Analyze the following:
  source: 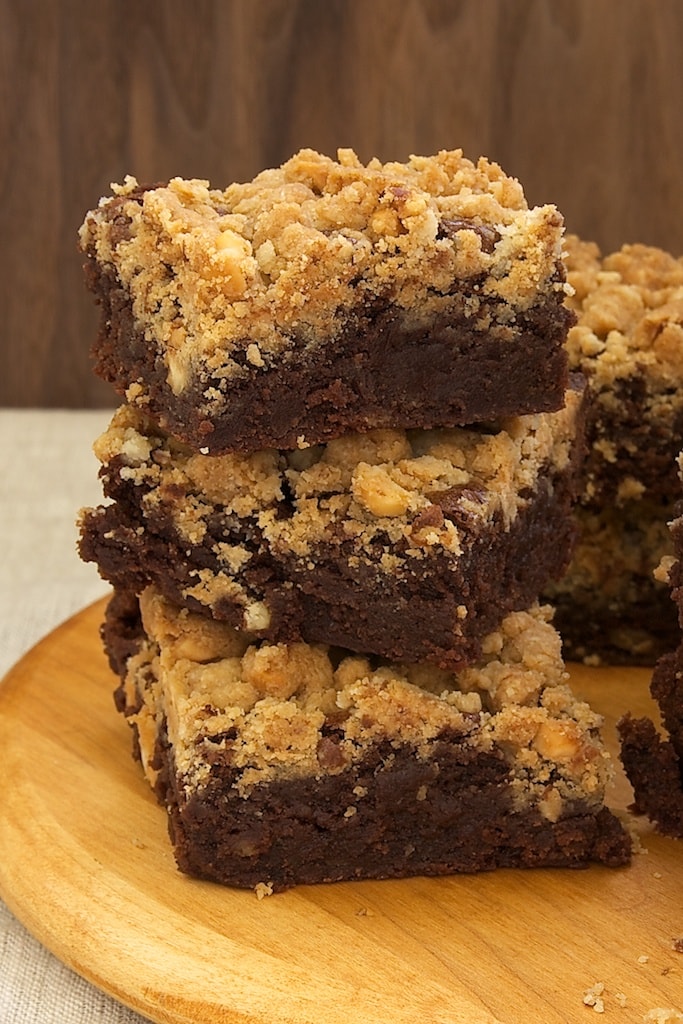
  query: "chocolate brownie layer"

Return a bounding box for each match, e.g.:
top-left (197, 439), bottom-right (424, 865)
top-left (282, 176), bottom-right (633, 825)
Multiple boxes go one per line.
top-left (110, 588), bottom-right (630, 890)
top-left (79, 381), bottom-right (586, 670)
top-left (79, 149), bottom-right (572, 453)
top-left (564, 236), bottom-right (683, 507)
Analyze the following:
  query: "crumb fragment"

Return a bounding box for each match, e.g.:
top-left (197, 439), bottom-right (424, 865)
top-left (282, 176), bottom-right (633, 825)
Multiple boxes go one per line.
top-left (254, 881), bottom-right (274, 900)
top-left (638, 955), bottom-right (651, 964)
top-left (672, 937), bottom-right (683, 953)
top-left (615, 992), bottom-right (628, 1008)
top-left (643, 1010), bottom-right (683, 1024)
top-left (583, 982), bottom-right (606, 1013)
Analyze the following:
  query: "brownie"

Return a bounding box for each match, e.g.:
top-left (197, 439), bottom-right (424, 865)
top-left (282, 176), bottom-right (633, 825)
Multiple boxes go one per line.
top-left (618, 647), bottom-right (683, 838)
top-left (544, 236), bottom-right (683, 664)
top-left (79, 149), bottom-right (572, 454)
top-left (108, 586), bottom-right (630, 891)
top-left (79, 380), bottom-right (586, 670)
top-left (618, 453), bottom-right (683, 836)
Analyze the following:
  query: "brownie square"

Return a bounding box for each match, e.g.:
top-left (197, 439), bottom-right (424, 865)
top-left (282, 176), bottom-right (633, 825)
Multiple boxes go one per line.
top-left (109, 587), bottom-right (630, 891)
top-left (79, 148), bottom-right (572, 454)
top-left (79, 380), bottom-right (586, 670)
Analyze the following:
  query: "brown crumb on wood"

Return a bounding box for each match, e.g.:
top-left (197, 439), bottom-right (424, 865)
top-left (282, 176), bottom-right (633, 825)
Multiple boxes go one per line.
top-left (583, 983), bottom-right (606, 1013)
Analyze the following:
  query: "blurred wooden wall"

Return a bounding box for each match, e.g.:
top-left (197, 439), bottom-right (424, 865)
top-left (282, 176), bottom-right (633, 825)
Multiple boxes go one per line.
top-left (3, 0), bottom-right (683, 408)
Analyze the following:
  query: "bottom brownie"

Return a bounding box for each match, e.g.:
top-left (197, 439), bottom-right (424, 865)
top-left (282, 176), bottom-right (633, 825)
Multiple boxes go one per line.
top-left (618, 645), bottom-right (683, 838)
top-left (107, 587), bottom-right (630, 890)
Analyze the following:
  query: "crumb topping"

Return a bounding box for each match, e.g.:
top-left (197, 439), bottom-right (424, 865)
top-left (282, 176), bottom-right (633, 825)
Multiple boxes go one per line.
top-left (126, 588), bottom-right (612, 814)
top-left (91, 389), bottom-right (581, 618)
top-left (80, 148), bottom-right (567, 395)
top-left (565, 234), bottom-right (683, 408)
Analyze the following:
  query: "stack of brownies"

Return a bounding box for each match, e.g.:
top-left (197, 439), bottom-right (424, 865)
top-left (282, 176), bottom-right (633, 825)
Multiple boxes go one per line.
top-left (77, 148), bottom-right (630, 890)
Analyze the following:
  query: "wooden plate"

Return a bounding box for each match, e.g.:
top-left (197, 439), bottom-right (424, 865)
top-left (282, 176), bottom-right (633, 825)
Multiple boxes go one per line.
top-left (0, 599), bottom-right (681, 1024)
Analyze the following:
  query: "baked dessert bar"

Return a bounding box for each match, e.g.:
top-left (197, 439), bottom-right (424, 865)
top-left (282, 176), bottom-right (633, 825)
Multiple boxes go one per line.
top-left (79, 380), bottom-right (586, 670)
top-left (79, 148), bottom-right (572, 454)
top-left (108, 586), bottom-right (630, 890)
top-left (544, 236), bottom-right (683, 663)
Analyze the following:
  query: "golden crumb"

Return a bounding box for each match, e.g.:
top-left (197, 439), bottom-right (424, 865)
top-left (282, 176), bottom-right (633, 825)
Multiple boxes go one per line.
top-left (583, 982), bottom-right (606, 1013)
top-left (254, 881), bottom-right (274, 900)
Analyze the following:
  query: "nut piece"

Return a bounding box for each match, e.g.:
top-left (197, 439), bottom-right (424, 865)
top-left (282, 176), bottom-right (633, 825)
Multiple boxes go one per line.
top-left (352, 464), bottom-right (411, 516)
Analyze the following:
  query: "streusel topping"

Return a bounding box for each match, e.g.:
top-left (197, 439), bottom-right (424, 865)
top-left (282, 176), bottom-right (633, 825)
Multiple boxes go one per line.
top-left (565, 235), bottom-right (683, 397)
top-left (92, 386), bottom-right (581, 584)
top-left (125, 588), bottom-right (611, 817)
top-left (80, 148), bottom-right (568, 394)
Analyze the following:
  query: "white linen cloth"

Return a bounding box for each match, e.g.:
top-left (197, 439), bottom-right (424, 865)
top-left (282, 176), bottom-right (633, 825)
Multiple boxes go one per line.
top-left (0, 410), bottom-right (151, 1023)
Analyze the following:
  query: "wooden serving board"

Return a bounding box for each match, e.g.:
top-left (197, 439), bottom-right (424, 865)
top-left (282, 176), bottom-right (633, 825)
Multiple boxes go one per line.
top-left (0, 599), bottom-right (682, 1024)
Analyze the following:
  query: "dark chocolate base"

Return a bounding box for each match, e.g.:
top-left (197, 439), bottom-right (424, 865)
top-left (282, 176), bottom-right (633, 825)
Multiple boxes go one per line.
top-left (84, 258), bottom-right (572, 455)
top-left (81, 464), bottom-right (578, 670)
top-left (159, 739), bottom-right (630, 891)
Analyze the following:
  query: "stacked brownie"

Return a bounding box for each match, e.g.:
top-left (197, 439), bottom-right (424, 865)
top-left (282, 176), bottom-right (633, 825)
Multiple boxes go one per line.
top-left (545, 236), bottom-right (683, 665)
top-left (78, 148), bottom-right (630, 889)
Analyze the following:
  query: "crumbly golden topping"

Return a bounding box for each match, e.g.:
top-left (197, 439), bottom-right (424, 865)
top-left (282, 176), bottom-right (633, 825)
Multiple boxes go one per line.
top-left (565, 234), bottom-right (683, 398)
top-left (80, 148), bottom-right (567, 395)
top-left (91, 388), bottom-right (581, 620)
top-left (124, 588), bottom-right (611, 818)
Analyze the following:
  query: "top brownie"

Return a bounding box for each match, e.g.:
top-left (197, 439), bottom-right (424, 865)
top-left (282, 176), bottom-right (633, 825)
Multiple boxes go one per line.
top-left (79, 148), bottom-right (572, 453)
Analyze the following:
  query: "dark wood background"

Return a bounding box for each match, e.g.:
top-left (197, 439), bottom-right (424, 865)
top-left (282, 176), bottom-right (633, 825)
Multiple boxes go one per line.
top-left (3, 0), bottom-right (683, 408)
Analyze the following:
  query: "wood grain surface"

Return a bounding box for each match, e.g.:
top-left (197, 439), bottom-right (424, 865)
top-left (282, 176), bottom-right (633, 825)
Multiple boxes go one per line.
top-left (2, 0), bottom-right (683, 408)
top-left (0, 598), bottom-right (682, 1024)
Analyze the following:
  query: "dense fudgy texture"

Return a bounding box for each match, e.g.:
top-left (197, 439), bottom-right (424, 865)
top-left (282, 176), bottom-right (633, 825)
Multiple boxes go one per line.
top-left (544, 236), bottom-right (683, 664)
top-left (108, 588), bottom-right (630, 890)
top-left (79, 382), bottom-right (586, 670)
top-left (79, 149), bottom-right (572, 453)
